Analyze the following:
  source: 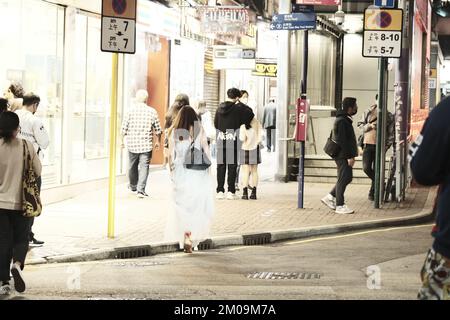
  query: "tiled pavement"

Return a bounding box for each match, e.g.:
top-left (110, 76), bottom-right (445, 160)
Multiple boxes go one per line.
top-left (27, 167), bottom-right (435, 262)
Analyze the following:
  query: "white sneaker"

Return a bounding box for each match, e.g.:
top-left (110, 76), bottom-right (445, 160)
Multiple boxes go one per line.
top-left (226, 192), bottom-right (238, 200)
top-left (335, 205), bottom-right (355, 215)
top-left (0, 283), bottom-right (11, 295)
top-left (216, 192), bottom-right (225, 200)
top-left (321, 194), bottom-right (336, 210)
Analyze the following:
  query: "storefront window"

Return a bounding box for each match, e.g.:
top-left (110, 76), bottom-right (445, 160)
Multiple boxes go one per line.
top-left (85, 16), bottom-right (112, 159)
top-left (68, 12), bottom-right (112, 183)
top-left (307, 32), bottom-right (336, 108)
top-left (0, 0), bottom-right (64, 186)
top-left (170, 39), bottom-right (205, 105)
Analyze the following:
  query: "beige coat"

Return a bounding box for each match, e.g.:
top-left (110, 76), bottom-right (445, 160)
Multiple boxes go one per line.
top-left (0, 138), bottom-right (42, 211)
top-left (239, 117), bottom-right (263, 151)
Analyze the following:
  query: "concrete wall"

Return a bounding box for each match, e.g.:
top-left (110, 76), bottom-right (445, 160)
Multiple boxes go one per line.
top-left (343, 34), bottom-right (395, 114)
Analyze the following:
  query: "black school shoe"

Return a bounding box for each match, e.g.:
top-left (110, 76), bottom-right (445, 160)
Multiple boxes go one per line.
top-left (11, 263), bottom-right (25, 293)
top-left (250, 187), bottom-right (257, 200)
top-left (242, 188), bottom-right (249, 200)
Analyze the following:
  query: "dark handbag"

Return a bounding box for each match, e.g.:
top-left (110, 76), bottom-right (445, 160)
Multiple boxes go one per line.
top-left (323, 131), bottom-right (341, 159)
top-left (184, 140), bottom-right (211, 170)
top-left (22, 141), bottom-right (42, 218)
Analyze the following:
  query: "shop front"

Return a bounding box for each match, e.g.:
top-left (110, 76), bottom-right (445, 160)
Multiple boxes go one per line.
top-left (0, 0), bottom-right (183, 197)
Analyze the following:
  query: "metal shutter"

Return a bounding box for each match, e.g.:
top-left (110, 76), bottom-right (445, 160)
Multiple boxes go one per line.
top-left (204, 48), bottom-right (220, 121)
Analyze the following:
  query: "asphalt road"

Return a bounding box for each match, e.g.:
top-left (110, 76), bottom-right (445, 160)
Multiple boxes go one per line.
top-left (2, 224), bottom-right (434, 300)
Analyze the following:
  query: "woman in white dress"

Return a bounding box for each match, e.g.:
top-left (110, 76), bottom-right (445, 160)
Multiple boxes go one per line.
top-left (165, 106), bottom-right (215, 253)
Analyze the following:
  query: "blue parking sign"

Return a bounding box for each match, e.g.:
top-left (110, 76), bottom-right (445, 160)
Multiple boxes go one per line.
top-left (374, 0), bottom-right (396, 8)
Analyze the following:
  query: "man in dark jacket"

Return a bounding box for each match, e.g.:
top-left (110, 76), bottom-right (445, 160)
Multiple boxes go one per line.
top-left (410, 96), bottom-right (450, 300)
top-left (214, 88), bottom-right (254, 200)
top-left (321, 97), bottom-right (358, 214)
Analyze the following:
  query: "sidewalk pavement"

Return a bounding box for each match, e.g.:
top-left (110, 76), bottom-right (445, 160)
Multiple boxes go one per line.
top-left (27, 163), bottom-right (436, 265)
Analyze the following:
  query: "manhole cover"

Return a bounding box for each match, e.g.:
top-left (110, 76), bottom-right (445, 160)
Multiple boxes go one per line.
top-left (247, 272), bottom-right (321, 280)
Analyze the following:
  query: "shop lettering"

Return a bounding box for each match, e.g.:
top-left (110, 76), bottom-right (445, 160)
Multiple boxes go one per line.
top-left (203, 9), bottom-right (248, 24)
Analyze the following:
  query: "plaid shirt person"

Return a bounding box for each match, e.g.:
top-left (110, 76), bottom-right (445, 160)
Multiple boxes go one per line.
top-left (121, 102), bottom-right (162, 154)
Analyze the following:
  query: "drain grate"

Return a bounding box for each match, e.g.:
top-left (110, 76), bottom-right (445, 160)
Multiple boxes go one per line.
top-left (197, 239), bottom-right (213, 251)
top-left (109, 261), bottom-right (167, 268)
top-left (114, 246), bottom-right (151, 259)
top-left (247, 272), bottom-right (321, 280)
top-left (243, 233), bottom-right (271, 246)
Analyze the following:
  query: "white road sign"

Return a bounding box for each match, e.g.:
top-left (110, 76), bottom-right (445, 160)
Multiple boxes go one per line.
top-left (363, 30), bottom-right (402, 58)
top-left (101, 17), bottom-right (136, 54)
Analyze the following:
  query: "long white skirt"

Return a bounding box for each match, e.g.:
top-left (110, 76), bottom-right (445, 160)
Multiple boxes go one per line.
top-left (164, 165), bottom-right (215, 249)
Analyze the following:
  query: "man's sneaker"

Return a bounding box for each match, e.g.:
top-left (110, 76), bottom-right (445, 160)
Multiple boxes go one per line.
top-left (368, 194), bottom-right (375, 201)
top-left (0, 283), bottom-right (11, 295)
top-left (128, 186), bottom-right (137, 194)
top-left (321, 194), bottom-right (336, 210)
top-left (11, 263), bottom-right (26, 293)
top-left (335, 205), bottom-right (355, 215)
top-left (216, 192), bottom-right (225, 200)
top-left (137, 191), bottom-right (149, 199)
top-left (30, 237), bottom-right (44, 246)
top-left (226, 192), bottom-right (238, 200)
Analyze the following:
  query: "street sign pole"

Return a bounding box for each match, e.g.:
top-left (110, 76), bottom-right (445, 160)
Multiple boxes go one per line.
top-left (102, 0), bottom-right (137, 238)
top-left (108, 53), bottom-right (119, 238)
top-left (298, 30), bottom-right (308, 209)
top-left (374, 57), bottom-right (388, 208)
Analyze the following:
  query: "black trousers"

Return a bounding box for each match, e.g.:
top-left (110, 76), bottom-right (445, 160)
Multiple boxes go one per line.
top-left (266, 126), bottom-right (276, 151)
top-left (362, 144), bottom-right (376, 197)
top-left (0, 209), bottom-right (30, 282)
top-left (28, 176), bottom-right (42, 241)
top-left (217, 164), bottom-right (238, 194)
top-left (330, 159), bottom-right (353, 206)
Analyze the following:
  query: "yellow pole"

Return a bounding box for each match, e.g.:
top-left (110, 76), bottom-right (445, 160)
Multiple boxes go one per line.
top-left (108, 53), bottom-right (119, 238)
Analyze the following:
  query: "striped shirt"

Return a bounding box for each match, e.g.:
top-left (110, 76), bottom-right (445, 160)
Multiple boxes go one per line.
top-left (121, 103), bottom-right (162, 154)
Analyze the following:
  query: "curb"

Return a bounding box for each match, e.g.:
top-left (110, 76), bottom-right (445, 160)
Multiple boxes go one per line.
top-left (27, 189), bottom-right (436, 266)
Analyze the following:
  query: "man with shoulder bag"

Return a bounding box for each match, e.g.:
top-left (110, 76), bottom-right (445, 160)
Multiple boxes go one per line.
top-left (322, 97), bottom-right (359, 215)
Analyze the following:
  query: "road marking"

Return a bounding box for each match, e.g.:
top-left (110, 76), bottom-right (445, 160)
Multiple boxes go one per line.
top-left (228, 224), bottom-right (434, 251)
top-left (284, 224), bottom-right (434, 246)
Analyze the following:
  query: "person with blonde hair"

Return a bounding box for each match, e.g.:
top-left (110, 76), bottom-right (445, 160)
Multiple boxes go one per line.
top-left (121, 89), bottom-right (162, 198)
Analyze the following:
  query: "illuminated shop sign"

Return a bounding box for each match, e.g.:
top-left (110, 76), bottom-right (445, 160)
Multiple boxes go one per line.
top-left (200, 7), bottom-right (250, 35)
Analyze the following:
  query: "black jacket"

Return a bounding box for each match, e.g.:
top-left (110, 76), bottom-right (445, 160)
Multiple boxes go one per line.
top-left (333, 110), bottom-right (358, 160)
top-left (410, 96), bottom-right (450, 258)
top-left (214, 101), bottom-right (254, 136)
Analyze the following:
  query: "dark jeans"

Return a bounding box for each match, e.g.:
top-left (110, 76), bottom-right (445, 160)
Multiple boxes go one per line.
top-left (266, 126), bottom-right (276, 151)
top-left (362, 144), bottom-right (376, 197)
top-left (217, 164), bottom-right (238, 194)
top-left (0, 209), bottom-right (30, 282)
top-left (128, 151), bottom-right (152, 193)
top-left (330, 159), bottom-right (353, 206)
top-left (28, 176), bottom-right (42, 242)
